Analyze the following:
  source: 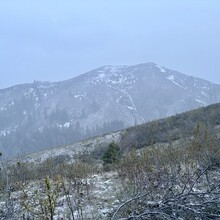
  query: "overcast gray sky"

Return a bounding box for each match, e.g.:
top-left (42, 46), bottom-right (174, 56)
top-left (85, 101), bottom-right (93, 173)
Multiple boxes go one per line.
top-left (0, 0), bottom-right (220, 89)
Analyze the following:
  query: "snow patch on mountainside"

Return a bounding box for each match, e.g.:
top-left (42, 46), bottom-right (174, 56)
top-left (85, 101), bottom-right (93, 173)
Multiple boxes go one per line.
top-left (24, 88), bottom-right (41, 103)
top-left (200, 91), bottom-right (209, 98)
top-left (167, 75), bottom-right (186, 89)
top-left (24, 88), bottom-right (34, 96)
top-left (104, 65), bottom-right (127, 73)
top-left (0, 130), bottom-right (8, 136)
top-left (103, 79), bottom-right (145, 123)
top-left (1, 101), bottom-right (15, 111)
top-left (0, 106), bottom-right (7, 111)
top-left (8, 101), bottom-right (15, 107)
top-left (195, 99), bottom-right (207, 105)
top-left (0, 126), bottom-right (18, 136)
top-left (74, 91), bottom-right (87, 99)
top-left (91, 67), bottom-right (136, 88)
top-left (202, 85), bottom-right (210, 90)
top-left (156, 64), bottom-right (166, 73)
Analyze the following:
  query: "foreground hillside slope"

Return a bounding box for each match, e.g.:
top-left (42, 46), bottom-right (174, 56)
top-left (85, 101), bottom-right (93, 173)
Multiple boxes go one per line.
top-left (15, 102), bottom-right (220, 165)
top-left (120, 102), bottom-right (220, 149)
top-left (1, 62), bottom-right (220, 156)
top-left (1, 102), bottom-right (220, 219)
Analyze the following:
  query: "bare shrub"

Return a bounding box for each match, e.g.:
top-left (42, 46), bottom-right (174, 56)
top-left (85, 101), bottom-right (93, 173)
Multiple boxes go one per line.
top-left (113, 125), bottom-right (220, 219)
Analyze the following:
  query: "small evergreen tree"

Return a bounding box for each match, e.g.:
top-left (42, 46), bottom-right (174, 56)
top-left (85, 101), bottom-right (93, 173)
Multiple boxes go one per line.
top-left (102, 142), bottom-right (120, 169)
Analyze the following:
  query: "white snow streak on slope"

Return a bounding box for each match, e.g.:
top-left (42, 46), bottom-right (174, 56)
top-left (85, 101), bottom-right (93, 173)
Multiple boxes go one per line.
top-left (167, 75), bottom-right (186, 89)
top-left (24, 88), bottom-right (34, 97)
top-left (125, 105), bottom-right (134, 110)
top-left (104, 82), bottom-right (145, 123)
top-left (195, 99), bottom-right (207, 105)
top-left (93, 68), bottom-right (145, 123)
top-left (156, 64), bottom-right (166, 73)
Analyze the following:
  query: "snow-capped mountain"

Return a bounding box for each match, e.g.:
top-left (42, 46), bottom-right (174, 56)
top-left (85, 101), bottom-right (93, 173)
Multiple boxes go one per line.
top-left (1, 62), bottom-right (220, 156)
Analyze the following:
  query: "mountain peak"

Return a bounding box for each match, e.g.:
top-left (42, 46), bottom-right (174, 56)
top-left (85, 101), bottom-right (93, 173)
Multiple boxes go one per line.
top-left (1, 63), bottom-right (220, 157)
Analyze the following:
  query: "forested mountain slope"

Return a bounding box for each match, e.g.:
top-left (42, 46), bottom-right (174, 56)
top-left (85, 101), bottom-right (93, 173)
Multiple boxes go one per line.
top-left (1, 62), bottom-right (220, 156)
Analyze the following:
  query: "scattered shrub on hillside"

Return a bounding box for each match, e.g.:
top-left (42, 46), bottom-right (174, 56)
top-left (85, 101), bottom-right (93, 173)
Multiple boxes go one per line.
top-left (113, 125), bottom-right (220, 219)
top-left (102, 142), bottom-right (121, 170)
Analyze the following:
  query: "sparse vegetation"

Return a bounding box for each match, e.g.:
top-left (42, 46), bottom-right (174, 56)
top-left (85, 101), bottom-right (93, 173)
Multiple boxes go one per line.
top-left (0, 152), bottom-right (99, 219)
top-left (1, 104), bottom-right (220, 219)
top-left (113, 124), bottom-right (220, 219)
top-left (120, 103), bottom-right (220, 151)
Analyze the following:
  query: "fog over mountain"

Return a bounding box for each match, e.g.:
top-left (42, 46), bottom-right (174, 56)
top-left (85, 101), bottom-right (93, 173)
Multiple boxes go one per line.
top-left (1, 1), bottom-right (220, 88)
top-left (1, 63), bottom-right (220, 157)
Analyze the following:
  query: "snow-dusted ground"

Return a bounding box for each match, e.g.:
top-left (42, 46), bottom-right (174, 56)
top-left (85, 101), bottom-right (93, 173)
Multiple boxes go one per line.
top-left (0, 171), bottom-right (121, 219)
top-left (11, 131), bottom-right (123, 165)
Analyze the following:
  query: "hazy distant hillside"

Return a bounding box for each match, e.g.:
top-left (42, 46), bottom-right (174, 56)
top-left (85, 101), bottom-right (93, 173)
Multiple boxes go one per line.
top-left (120, 102), bottom-right (220, 151)
top-left (9, 99), bottom-right (220, 168)
top-left (1, 62), bottom-right (220, 156)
